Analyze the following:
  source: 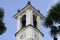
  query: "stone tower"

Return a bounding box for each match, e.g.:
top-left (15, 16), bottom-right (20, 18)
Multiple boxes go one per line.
top-left (13, 1), bottom-right (44, 40)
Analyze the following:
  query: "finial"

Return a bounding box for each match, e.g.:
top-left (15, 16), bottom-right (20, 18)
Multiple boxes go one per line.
top-left (37, 9), bottom-right (40, 13)
top-left (27, 1), bottom-right (31, 5)
top-left (17, 9), bottom-right (20, 13)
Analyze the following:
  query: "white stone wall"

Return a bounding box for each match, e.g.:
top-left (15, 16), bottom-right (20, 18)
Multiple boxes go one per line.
top-left (26, 9), bottom-right (33, 26)
top-left (16, 12), bottom-right (26, 32)
top-left (16, 26), bottom-right (42, 40)
top-left (17, 17), bottom-right (21, 32)
top-left (16, 7), bottom-right (42, 32)
top-left (16, 7), bottom-right (43, 40)
top-left (37, 16), bottom-right (41, 31)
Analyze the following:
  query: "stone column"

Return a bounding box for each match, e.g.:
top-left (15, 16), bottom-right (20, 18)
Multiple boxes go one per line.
top-left (37, 16), bottom-right (41, 31)
top-left (17, 17), bottom-right (22, 32)
top-left (26, 9), bottom-right (33, 26)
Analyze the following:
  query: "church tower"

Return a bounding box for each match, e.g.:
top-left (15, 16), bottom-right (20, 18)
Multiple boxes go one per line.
top-left (13, 1), bottom-right (44, 40)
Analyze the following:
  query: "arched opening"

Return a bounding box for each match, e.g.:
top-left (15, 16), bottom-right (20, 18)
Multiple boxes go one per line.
top-left (21, 15), bottom-right (26, 28)
top-left (33, 15), bottom-right (37, 28)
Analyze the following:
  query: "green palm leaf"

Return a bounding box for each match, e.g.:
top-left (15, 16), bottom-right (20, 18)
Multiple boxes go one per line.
top-left (0, 7), bottom-right (6, 35)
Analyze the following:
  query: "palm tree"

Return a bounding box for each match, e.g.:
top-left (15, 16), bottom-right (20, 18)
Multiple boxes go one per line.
top-left (44, 2), bottom-right (60, 40)
top-left (0, 7), bottom-right (6, 35)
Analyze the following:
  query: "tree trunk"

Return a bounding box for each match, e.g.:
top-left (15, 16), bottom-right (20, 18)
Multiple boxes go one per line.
top-left (54, 37), bottom-right (57, 40)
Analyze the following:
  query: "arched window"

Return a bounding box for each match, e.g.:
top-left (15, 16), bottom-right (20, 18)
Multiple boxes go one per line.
top-left (33, 15), bottom-right (37, 28)
top-left (21, 15), bottom-right (26, 28)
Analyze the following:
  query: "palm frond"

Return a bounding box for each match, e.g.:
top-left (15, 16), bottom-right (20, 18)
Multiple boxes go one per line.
top-left (43, 2), bottom-right (60, 39)
top-left (0, 21), bottom-right (6, 35)
top-left (0, 7), bottom-right (6, 35)
top-left (50, 26), bottom-right (58, 37)
top-left (58, 26), bottom-right (60, 35)
top-left (0, 8), bottom-right (4, 20)
top-left (47, 2), bottom-right (60, 23)
top-left (44, 18), bottom-right (53, 28)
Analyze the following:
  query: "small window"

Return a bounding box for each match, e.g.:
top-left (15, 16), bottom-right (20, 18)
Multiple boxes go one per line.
top-left (21, 15), bottom-right (26, 28)
top-left (33, 15), bottom-right (37, 28)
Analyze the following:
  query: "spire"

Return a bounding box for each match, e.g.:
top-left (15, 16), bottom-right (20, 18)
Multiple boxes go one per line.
top-left (27, 1), bottom-right (31, 5)
top-left (17, 9), bottom-right (20, 13)
top-left (37, 9), bottom-right (40, 13)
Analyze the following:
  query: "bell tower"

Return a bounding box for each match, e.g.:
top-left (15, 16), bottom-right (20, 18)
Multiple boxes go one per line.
top-left (13, 1), bottom-right (44, 40)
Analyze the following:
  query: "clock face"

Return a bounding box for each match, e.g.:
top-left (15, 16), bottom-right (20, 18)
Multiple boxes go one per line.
top-left (20, 32), bottom-right (26, 39)
top-left (35, 34), bottom-right (39, 40)
top-left (34, 32), bottom-right (39, 40)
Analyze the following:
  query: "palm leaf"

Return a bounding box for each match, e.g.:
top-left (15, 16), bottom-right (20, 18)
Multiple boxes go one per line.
top-left (0, 21), bottom-right (6, 35)
top-left (58, 26), bottom-right (60, 35)
top-left (50, 26), bottom-right (58, 37)
top-left (44, 18), bottom-right (53, 28)
top-left (48, 2), bottom-right (60, 23)
top-left (0, 7), bottom-right (6, 35)
top-left (0, 8), bottom-right (4, 20)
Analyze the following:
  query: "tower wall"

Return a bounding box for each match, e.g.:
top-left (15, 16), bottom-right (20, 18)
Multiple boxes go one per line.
top-left (16, 26), bottom-right (42, 40)
top-left (14, 2), bottom-right (44, 40)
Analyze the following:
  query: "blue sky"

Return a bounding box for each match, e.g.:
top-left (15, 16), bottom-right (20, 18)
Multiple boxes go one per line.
top-left (0, 0), bottom-right (60, 40)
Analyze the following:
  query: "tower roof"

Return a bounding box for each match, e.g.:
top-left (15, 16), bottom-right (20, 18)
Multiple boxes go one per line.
top-left (13, 1), bottom-right (44, 19)
top-left (27, 1), bottom-right (31, 5)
